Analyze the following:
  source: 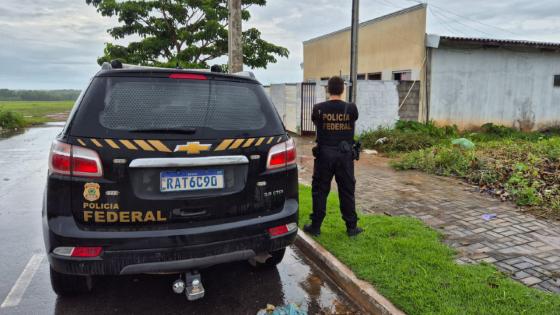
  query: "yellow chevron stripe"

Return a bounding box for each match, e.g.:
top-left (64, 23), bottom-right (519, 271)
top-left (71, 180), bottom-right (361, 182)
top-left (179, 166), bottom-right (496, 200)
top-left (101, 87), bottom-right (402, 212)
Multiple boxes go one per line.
top-left (134, 140), bottom-right (155, 151)
top-left (148, 140), bottom-right (171, 153)
top-left (91, 139), bottom-right (103, 148)
top-left (229, 139), bottom-right (245, 150)
top-left (267, 137), bottom-right (274, 144)
top-left (215, 139), bottom-right (234, 151)
top-left (255, 137), bottom-right (265, 147)
top-left (119, 140), bottom-right (138, 150)
top-left (77, 139), bottom-right (86, 147)
top-left (105, 139), bottom-right (120, 149)
top-left (242, 138), bottom-right (255, 148)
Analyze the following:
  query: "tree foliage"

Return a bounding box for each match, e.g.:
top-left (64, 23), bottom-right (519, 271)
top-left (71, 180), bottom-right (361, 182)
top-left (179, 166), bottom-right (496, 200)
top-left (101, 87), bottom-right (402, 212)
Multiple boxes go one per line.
top-left (86, 0), bottom-right (289, 69)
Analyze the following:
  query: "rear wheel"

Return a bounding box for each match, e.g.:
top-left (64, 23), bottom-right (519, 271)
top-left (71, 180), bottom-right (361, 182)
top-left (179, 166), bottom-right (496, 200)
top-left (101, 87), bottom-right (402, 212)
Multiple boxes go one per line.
top-left (252, 248), bottom-right (286, 268)
top-left (50, 268), bottom-right (93, 296)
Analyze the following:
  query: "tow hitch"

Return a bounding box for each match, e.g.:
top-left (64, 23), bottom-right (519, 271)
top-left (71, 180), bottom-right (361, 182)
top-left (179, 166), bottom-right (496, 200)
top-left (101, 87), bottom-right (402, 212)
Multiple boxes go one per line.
top-left (172, 271), bottom-right (205, 301)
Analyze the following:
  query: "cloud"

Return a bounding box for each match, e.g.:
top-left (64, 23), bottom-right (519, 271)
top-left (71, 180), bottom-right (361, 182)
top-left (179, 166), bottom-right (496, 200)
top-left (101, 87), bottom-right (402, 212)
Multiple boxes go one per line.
top-left (1, 0), bottom-right (560, 89)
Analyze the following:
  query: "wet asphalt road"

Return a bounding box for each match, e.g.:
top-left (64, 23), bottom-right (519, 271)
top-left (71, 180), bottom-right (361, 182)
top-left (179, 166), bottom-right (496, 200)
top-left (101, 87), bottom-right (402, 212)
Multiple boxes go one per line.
top-left (0, 123), bottom-right (358, 315)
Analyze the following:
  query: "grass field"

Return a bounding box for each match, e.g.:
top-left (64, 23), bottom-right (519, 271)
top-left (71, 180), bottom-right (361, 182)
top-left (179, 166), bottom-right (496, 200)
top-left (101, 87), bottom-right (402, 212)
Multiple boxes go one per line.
top-left (298, 185), bottom-right (560, 315)
top-left (0, 100), bottom-right (74, 126)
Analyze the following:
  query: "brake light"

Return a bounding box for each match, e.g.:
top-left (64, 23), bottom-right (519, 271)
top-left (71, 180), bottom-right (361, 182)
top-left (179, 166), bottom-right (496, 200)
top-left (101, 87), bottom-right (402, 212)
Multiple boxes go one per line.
top-left (268, 223), bottom-right (298, 237)
top-left (266, 139), bottom-right (297, 170)
top-left (49, 140), bottom-right (103, 177)
top-left (71, 247), bottom-right (103, 258)
top-left (53, 246), bottom-right (102, 257)
top-left (169, 73), bottom-right (207, 80)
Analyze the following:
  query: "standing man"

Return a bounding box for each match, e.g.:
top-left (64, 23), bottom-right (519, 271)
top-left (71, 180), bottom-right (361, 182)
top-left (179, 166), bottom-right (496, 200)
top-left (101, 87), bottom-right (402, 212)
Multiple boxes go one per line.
top-left (304, 77), bottom-right (363, 237)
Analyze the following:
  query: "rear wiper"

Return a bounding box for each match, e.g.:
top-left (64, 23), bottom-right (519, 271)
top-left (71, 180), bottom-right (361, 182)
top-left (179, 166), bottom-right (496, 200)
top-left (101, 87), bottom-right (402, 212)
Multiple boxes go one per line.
top-left (130, 127), bottom-right (197, 134)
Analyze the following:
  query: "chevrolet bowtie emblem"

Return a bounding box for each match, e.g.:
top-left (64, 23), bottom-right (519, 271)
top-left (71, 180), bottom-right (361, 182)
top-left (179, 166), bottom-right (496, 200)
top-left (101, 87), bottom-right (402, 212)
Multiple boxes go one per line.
top-left (174, 142), bottom-right (211, 154)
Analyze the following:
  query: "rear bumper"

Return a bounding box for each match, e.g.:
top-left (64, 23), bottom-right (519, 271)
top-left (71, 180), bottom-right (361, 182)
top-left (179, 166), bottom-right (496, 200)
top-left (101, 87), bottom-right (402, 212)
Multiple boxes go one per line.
top-left (44, 199), bottom-right (298, 276)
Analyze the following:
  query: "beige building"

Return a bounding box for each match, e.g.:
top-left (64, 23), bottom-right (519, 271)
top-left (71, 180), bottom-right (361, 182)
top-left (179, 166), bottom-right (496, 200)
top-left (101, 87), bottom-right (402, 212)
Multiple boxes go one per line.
top-left (303, 4), bottom-right (428, 120)
top-left (302, 3), bottom-right (560, 130)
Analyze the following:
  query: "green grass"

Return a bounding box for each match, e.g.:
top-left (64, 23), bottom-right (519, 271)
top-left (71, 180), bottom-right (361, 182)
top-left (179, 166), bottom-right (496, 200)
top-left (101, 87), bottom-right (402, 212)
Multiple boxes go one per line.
top-left (298, 185), bottom-right (560, 315)
top-left (0, 101), bottom-right (73, 126)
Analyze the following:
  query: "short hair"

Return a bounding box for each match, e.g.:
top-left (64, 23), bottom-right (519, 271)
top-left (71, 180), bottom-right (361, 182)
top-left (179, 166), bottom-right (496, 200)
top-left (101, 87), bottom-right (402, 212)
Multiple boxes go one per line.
top-left (327, 76), bottom-right (345, 96)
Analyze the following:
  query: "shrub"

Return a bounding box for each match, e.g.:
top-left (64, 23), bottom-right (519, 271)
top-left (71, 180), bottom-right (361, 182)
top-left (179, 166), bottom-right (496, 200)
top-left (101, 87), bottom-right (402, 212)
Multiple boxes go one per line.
top-left (0, 110), bottom-right (25, 129)
top-left (361, 121), bottom-right (456, 153)
top-left (393, 138), bottom-right (560, 219)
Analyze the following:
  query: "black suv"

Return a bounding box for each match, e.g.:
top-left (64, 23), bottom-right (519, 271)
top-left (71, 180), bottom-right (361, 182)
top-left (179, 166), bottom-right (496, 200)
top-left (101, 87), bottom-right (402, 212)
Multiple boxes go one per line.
top-left (43, 64), bottom-right (298, 296)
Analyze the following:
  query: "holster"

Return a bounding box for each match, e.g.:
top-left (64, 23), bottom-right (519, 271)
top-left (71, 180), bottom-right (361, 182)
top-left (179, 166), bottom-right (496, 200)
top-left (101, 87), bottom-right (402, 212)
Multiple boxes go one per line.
top-left (312, 145), bottom-right (320, 158)
top-left (352, 141), bottom-right (362, 161)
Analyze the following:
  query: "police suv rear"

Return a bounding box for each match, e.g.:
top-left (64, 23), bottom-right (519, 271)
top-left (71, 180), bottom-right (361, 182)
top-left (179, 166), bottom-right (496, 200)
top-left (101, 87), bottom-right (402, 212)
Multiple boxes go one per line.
top-left (43, 63), bottom-right (299, 297)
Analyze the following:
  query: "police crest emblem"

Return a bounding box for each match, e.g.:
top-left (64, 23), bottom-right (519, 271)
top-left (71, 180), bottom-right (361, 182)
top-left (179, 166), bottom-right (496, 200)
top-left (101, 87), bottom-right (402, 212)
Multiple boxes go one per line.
top-left (83, 183), bottom-right (101, 202)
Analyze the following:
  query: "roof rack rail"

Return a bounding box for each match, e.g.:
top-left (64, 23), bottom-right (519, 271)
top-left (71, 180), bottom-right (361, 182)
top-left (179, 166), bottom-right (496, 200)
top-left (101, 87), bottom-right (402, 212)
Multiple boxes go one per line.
top-left (234, 71), bottom-right (256, 79)
top-left (100, 60), bottom-right (257, 80)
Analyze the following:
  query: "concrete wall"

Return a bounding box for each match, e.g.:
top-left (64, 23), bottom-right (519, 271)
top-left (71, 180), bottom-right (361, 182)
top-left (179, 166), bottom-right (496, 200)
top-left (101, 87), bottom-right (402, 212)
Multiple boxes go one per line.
top-left (355, 81), bottom-right (400, 134)
top-left (303, 4), bottom-right (426, 81)
top-left (269, 84), bottom-right (301, 134)
top-left (397, 81), bottom-right (420, 121)
top-left (430, 47), bottom-right (560, 130)
top-left (267, 81), bottom-right (399, 135)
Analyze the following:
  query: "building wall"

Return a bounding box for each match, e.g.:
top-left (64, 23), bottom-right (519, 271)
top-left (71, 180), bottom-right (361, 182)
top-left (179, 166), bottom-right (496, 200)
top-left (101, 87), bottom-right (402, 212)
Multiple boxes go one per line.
top-left (303, 5), bottom-right (427, 81)
top-left (397, 81), bottom-right (420, 121)
top-left (429, 47), bottom-right (560, 130)
top-left (266, 81), bottom-right (399, 135)
top-left (355, 81), bottom-right (400, 133)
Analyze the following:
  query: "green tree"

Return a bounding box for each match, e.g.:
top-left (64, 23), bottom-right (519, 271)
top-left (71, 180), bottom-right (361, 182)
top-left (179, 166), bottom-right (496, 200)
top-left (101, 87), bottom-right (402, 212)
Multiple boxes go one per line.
top-left (86, 0), bottom-right (289, 69)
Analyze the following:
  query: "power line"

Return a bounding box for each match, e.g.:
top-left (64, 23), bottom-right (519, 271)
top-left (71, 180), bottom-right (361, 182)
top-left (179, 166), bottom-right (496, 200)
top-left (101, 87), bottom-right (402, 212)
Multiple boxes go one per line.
top-left (429, 5), bottom-right (496, 38)
top-left (402, 0), bottom-right (519, 37)
top-left (428, 7), bottom-right (470, 37)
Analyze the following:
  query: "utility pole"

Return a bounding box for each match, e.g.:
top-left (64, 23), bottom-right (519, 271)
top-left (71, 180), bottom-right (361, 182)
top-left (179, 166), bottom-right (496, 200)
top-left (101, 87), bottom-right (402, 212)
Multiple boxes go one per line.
top-left (228, 0), bottom-right (243, 73)
top-left (349, 0), bottom-right (359, 103)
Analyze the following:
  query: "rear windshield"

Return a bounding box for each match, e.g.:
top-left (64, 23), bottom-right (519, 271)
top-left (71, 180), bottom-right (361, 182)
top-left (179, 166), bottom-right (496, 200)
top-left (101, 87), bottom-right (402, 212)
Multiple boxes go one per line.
top-left (69, 76), bottom-right (284, 139)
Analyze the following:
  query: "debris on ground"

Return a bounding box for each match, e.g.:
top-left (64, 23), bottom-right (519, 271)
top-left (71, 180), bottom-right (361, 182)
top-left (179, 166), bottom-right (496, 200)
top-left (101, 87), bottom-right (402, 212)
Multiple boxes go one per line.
top-left (363, 149), bottom-right (378, 155)
top-left (452, 138), bottom-right (475, 150)
top-left (482, 213), bottom-right (497, 221)
top-left (375, 137), bottom-right (388, 145)
top-left (257, 303), bottom-right (307, 315)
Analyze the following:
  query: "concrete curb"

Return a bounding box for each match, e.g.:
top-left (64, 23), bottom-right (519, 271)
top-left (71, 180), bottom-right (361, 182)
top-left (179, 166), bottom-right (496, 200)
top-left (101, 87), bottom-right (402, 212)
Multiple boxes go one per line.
top-left (295, 230), bottom-right (406, 315)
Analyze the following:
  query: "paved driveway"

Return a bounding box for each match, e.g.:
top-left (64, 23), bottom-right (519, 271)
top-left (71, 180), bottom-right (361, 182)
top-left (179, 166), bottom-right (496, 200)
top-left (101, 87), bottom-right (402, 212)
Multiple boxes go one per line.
top-left (295, 136), bottom-right (560, 293)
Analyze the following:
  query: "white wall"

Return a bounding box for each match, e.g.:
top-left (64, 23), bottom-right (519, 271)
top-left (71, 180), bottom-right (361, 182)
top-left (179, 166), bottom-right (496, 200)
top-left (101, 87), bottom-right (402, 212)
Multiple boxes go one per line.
top-left (267, 81), bottom-right (400, 135)
top-left (269, 84), bottom-right (300, 133)
top-left (355, 81), bottom-right (400, 133)
top-left (430, 47), bottom-right (560, 130)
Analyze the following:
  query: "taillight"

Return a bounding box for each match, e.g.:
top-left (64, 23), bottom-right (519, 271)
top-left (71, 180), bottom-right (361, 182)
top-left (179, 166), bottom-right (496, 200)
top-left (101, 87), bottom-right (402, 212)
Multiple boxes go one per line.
top-left (169, 73), bottom-right (207, 80)
top-left (266, 138), bottom-right (297, 170)
top-left (53, 246), bottom-right (103, 258)
top-left (268, 223), bottom-right (298, 237)
top-left (49, 140), bottom-right (103, 177)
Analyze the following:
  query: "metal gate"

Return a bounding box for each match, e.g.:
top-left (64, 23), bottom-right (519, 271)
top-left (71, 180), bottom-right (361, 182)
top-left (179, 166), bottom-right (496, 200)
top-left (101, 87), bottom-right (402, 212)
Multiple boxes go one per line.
top-left (301, 82), bottom-right (316, 136)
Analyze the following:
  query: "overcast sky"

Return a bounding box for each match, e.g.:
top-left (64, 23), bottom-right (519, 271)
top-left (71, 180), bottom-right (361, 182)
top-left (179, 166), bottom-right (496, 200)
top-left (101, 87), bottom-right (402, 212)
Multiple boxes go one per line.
top-left (1, 0), bottom-right (560, 90)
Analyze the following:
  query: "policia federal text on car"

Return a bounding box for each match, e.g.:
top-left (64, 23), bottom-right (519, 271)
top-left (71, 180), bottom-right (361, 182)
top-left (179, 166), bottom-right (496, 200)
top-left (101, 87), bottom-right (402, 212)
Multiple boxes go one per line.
top-left (304, 77), bottom-right (363, 237)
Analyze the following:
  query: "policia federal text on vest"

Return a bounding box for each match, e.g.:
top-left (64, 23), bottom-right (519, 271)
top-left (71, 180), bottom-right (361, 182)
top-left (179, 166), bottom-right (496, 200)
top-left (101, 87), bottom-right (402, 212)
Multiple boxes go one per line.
top-left (304, 77), bottom-right (363, 237)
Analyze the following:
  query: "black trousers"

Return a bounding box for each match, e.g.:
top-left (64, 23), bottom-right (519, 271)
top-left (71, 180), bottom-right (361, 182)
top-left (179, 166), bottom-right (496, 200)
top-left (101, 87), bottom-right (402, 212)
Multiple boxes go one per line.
top-left (311, 146), bottom-right (358, 229)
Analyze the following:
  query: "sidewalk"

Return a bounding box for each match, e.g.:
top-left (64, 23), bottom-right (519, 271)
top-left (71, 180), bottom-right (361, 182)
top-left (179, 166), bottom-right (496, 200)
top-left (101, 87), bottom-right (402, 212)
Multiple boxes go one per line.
top-left (295, 136), bottom-right (560, 293)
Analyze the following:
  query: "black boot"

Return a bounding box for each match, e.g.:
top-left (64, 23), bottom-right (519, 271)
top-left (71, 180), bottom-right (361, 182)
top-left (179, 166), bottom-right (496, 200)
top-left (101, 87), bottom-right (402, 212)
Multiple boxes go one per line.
top-left (347, 227), bottom-right (363, 237)
top-left (303, 224), bottom-right (321, 236)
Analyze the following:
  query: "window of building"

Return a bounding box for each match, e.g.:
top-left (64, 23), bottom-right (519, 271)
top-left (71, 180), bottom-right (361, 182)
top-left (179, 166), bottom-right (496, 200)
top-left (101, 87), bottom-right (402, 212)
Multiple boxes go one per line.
top-left (554, 75), bottom-right (560, 87)
top-left (368, 72), bottom-right (382, 80)
top-left (320, 77), bottom-right (330, 81)
top-left (393, 71), bottom-right (412, 81)
top-left (357, 74), bottom-right (366, 80)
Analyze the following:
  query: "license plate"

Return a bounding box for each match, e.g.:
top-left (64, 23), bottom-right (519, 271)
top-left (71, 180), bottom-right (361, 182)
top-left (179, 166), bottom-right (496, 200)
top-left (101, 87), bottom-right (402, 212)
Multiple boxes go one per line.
top-left (160, 170), bottom-right (224, 192)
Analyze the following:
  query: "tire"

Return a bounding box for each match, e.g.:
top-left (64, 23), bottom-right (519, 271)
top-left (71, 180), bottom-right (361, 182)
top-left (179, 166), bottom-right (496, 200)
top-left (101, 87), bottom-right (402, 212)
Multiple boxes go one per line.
top-left (252, 248), bottom-right (286, 268)
top-left (50, 267), bottom-right (93, 296)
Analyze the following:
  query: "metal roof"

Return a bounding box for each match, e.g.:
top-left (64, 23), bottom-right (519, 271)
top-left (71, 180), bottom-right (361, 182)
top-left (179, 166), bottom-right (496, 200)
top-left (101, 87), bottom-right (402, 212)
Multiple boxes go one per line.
top-left (438, 36), bottom-right (560, 49)
top-left (303, 3), bottom-right (427, 45)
